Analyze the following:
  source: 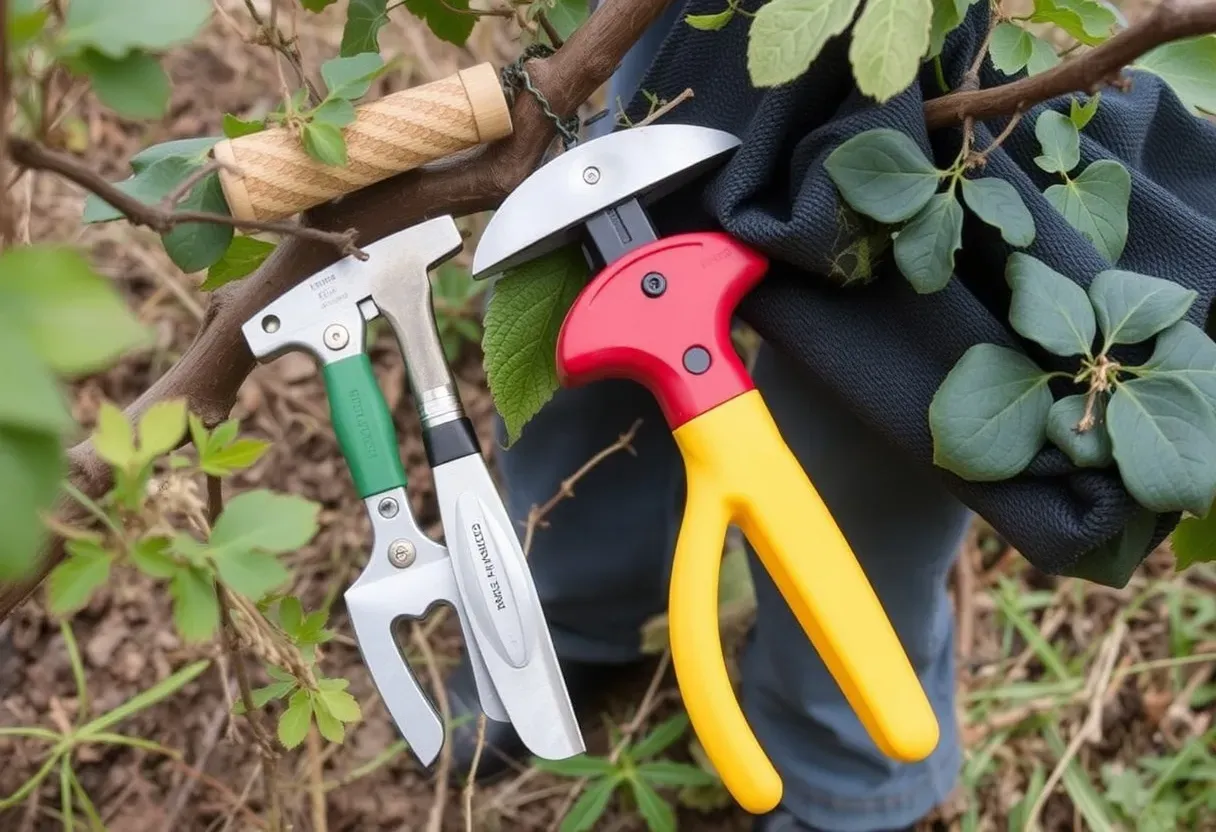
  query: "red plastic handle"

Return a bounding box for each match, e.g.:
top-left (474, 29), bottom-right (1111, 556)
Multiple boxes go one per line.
top-left (556, 232), bottom-right (769, 429)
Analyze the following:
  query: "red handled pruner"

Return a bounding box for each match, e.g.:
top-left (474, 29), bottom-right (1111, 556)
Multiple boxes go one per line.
top-left (470, 124), bottom-right (939, 814)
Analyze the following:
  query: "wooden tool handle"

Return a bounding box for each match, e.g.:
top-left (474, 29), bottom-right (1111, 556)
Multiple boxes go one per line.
top-left (212, 63), bottom-right (512, 223)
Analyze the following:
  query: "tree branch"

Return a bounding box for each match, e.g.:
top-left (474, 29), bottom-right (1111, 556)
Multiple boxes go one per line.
top-left (925, 0), bottom-right (1216, 129)
top-left (8, 137), bottom-right (366, 257)
top-left (0, 0), bottom-right (678, 618)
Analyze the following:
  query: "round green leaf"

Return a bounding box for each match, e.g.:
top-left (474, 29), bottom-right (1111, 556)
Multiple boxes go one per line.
top-left (848, 0), bottom-right (934, 103)
top-left (169, 566), bottom-right (219, 642)
top-left (319, 52), bottom-right (385, 100)
top-left (990, 22), bottom-right (1034, 75)
top-left (1089, 268), bottom-right (1197, 348)
top-left (1034, 110), bottom-right (1080, 174)
top-left (0, 427), bottom-right (64, 581)
top-left (48, 541), bottom-right (113, 615)
top-left (824, 128), bottom-right (941, 224)
top-left (929, 343), bottom-right (1053, 481)
top-left (1044, 160), bottom-right (1130, 264)
top-left (1027, 33), bottom-right (1062, 75)
top-left (61, 0), bottom-right (212, 59)
top-left (1170, 502), bottom-right (1216, 570)
top-left (893, 192), bottom-right (962, 293)
top-left (1134, 35), bottom-right (1216, 118)
top-left (1107, 376), bottom-right (1216, 516)
top-left (1046, 394), bottom-right (1113, 467)
top-left (1005, 252), bottom-right (1096, 357)
top-left (278, 690), bottom-right (313, 750)
top-left (302, 121), bottom-right (348, 167)
top-left (77, 49), bottom-right (170, 120)
top-left (210, 490), bottom-right (320, 556)
top-left (745, 0), bottom-right (862, 87)
top-left (960, 176), bottom-right (1036, 247)
top-left (1139, 320), bottom-right (1216, 410)
top-left (161, 172), bottom-right (234, 273)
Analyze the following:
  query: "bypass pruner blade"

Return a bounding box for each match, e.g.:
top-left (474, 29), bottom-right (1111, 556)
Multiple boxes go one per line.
top-left (359, 215), bottom-right (584, 762)
top-left (239, 237), bottom-right (508, 767)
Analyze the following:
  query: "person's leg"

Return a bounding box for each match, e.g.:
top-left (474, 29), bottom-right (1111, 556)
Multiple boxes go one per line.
top-left (741, 343), bottom-right (968, 832)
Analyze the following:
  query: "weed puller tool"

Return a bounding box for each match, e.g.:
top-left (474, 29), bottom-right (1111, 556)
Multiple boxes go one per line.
top-left (240, 217), bottom-right (581, 765)
top-left (470, 123), bottom-right (939, 814)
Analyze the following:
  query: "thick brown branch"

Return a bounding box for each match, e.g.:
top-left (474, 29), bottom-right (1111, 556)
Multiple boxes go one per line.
top-left (8, 137), bottom-right (364, 257)
top-left (926, 0), bottom-right (1216, 129)
top-left (0, 0), bottom-right (676, 618)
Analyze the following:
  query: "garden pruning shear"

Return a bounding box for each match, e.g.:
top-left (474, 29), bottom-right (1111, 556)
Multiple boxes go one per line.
top-left (470, 123), bottom-right (939, 814)
top-left (240, 217), bottom-right (582, 766)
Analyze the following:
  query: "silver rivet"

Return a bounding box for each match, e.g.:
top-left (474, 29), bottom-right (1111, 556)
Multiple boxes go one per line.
top-left (262, 315), bottom-right (280, 333)
top-left (324, 324), bottom-right (349, 350)
top-left (582, 166), bottom-right (600, 185)
top-left (377, 497), bottom-right (399, 518)
top-left (388, 540), bottom-right (416, 568)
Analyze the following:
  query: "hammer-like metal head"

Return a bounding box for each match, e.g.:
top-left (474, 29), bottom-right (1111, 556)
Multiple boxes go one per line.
top-left (470, 124), bottom-right (741, 279)
top-left (242, 215), bottom-right (463, 365)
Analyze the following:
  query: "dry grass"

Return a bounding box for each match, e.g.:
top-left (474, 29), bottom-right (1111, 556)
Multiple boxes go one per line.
top-left (0, 0), bottom-right (1213, 830)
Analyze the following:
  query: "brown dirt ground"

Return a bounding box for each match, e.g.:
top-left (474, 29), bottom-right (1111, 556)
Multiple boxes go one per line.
top-left (1, 1), bottom-right (1213, 831)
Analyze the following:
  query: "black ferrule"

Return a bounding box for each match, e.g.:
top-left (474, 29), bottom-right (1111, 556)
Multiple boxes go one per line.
top-left (424, 417), bottom-right (480, 467)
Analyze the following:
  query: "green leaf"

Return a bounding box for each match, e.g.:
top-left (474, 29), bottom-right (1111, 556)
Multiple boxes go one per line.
top-left (47, 541), bottom-right (113, 614)
top-left (892, 192), bottom-right (962, 293)
top-left (929, 343), bottom-right (1054, 481)
top-left (1044, 160), bottom-right (1131, 263)
top-left (210, 490), bottom-right (320, 556)
top-left (990, 22), bottom-right (1034, 75)
top-left (1071, 93), bottom-right (1101, 128)
top-left (1088, 269), bottom-right (1197, 348)
top-left (1030, 0), bottom-right (1117, 47)
top-left (78, 659), bottom-right (210, 737)
top-left (929, 0), bottom-right (976, 58)
top-left (317, 687), bottom-right (362, 722)
top-left (1139, 321), bottom-right (1216, 410)
top-left (82, 155), bottom-right (193, 223)
top-left (1004, 252), bottom-right (1096, 357)
top-left (170, 566), bottom-right (219, 642)
top-left (1134, 36), bottom-right (1216, 117)
top-left (302, 121), bottom-right (348, 166)
top-left (222, 113), bottom-right (264, 138)
top-left (960, 176), bottom-right (1036, 247)
top-left (93, 400), bottom-right (136, 469)
top-left (1107, 377), bottom-right (1216, 515)
top-left (312, 98), bottom-right (357, 128)
top-left (636, 760), bottom-right (718, 788)
top-left (278, 596), bottom-right (304, 635)
top-left (0, 428), bottom-right (62, 582)
top-left (0, 245), bottom-right (148, 374)
top-left (533, 755), bottom-right (618, 778)
top-left (320, 52), bottom-right (385, 100)
top-left (631, 713), bottom-right (689, 760)
top-left (278, 690), bottom-right (312, 749)
top-left (1171, 502), bottom-right (1216, 569)
top-left (340, 0), bottom-right (388, 56)
top-left (200, 438), bottom-right (270, 476)
top-left (201, 236), bottom-right (276, 290)
top-left (483, 246), bottom-right (588, 445)
top-left (686, 8), bottom-right (734, 31)
top-left (538, 0), bottom-right (587, 40)
top-left (8, 0), bottom-right (48, 48)
top-left (137, 399), bottom-right (187, 461)
top-left (1034, 110), bottom-right (1080, 173)
top-left (1027, 33), bottom-right (1062, 75)
top-left (629, 777), bottom-right (676, 832)
top-left (162, 172), bottom-right (233, 273)
top-left (311, 692), bottom-right (346, 742)
top-left (1046, 394), bottom-right (1113, 467)
top-left (848, 0), bottom-right (933, 103)
top-left (559, 776), bottom-right (619, 832)
top-left (745, 0), bottom-right (862, 87)
top-left (214, 552), bottom-right (290, 600)
top-left (404, 0), bottom-right (476, 45)
top-left (302, 0), bottom-right (338, 11)
top-left (0, 323), bottom-right (71, 434)
top-left (76, 49), bottom-right (170, 120)
top-left (824, 128), bottom-right (941, 224)
top-left (60, 0), bottom-right (212, 58)
top-left (130, 537), bottom-right (176, 578)
top-left (243, 679), bottom-right (296, 712)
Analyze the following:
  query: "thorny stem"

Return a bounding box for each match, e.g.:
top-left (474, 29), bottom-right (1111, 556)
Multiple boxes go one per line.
top-left (8, 137), bottom-right (366, 259)
top-left (210, 476), bottom-right (283, 832)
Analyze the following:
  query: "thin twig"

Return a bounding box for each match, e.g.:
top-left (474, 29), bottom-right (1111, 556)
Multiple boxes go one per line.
top-left (411, 626), bottom-right (452, 832)
top-left (243, 0), bottom-right (319, 104)
top-left (162, 159), bottom-right (237, 210)
top-left (306, 725), bottom-right (327, 832)
top-left (8, 137), bottom-right (365, 259)
top-left (955, 545), bottom-right (976, 669)
top-left (633, 88), bottom-right (695, 128)
top-left (535, 9), bottom-right (564, 47)
top-left (210, 475), bottom-right (283, 832)
top-left (160, 698), bottom-right (232, 832)
top-left (969, 109), bottom-right (1024, 168)
top-left (463, 714), bottom-right (488, 832)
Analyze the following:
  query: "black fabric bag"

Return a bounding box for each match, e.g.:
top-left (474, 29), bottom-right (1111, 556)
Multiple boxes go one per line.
top-left (622, 0), bottom-right (1216, 586)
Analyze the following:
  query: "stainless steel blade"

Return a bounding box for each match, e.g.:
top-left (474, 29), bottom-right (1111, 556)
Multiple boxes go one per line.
top-left (469, 123), bottom-right (741, 279)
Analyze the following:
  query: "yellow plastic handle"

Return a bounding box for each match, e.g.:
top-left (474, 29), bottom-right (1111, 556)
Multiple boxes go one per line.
top-left (669, 390), bottom-right (940, 814)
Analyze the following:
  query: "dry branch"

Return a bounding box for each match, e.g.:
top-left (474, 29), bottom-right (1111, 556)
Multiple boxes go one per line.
top-left (4, 0), bottom-right (1216, 620)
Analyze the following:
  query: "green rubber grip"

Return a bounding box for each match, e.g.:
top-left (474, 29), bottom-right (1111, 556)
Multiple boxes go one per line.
top-left (322, 354), bottom-right (407, 498)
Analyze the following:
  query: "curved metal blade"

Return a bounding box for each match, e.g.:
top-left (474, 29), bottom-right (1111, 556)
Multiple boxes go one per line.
top-left (470, 123), bottom-right (741, 279)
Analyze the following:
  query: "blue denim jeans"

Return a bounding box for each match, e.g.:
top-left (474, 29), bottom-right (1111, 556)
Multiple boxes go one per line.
top-left (487, 5), bottom-right (969, 828)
